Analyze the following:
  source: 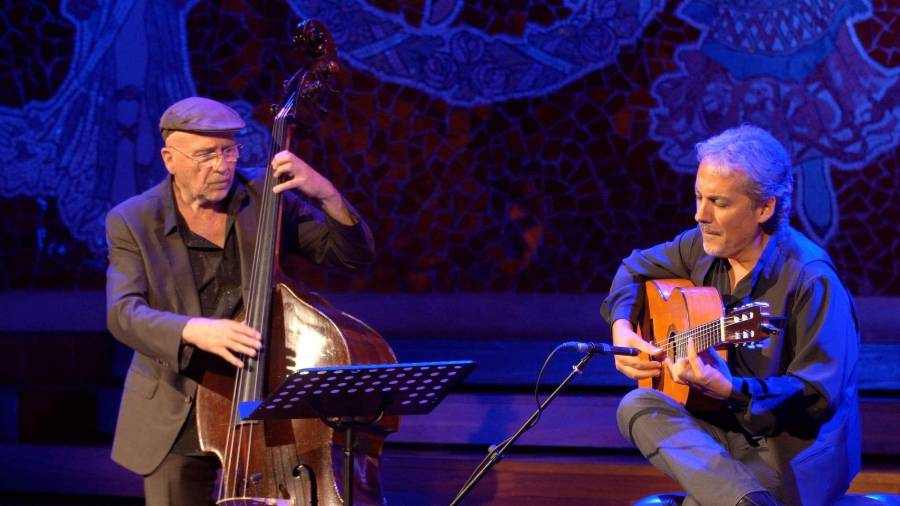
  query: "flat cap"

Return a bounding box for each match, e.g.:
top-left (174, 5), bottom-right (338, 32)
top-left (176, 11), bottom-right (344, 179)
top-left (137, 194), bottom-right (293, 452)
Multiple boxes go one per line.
top-left (159, 97), bottom-right (246, 137)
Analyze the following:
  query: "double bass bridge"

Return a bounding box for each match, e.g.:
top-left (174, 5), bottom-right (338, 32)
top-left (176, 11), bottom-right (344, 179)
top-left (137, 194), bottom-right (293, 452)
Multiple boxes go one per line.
top-left (217, 499), bottom-right (291, 506)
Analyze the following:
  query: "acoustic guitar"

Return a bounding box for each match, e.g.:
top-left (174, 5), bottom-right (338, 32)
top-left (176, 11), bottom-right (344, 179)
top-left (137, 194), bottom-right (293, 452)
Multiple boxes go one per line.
top-left (638, 279), bottom-right (778, 410)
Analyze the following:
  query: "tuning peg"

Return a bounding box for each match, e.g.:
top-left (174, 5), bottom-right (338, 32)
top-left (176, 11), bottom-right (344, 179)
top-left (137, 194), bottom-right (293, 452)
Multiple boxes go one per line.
top-left (311, 29), bottom-right (327, 53)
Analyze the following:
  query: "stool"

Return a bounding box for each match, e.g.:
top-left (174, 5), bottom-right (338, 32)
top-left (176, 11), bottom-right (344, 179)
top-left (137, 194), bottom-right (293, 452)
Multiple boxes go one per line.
top-left (834, 494), bottom-right (900, 505)
top-left (633, 493), bottom-right (685, 506)
top-left (634, 493), bottom-right (900, 505)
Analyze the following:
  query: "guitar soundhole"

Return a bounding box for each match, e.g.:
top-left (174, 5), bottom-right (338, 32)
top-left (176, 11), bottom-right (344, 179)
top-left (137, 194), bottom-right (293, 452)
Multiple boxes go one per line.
top-left (666, 326), bottom-right (679, 359)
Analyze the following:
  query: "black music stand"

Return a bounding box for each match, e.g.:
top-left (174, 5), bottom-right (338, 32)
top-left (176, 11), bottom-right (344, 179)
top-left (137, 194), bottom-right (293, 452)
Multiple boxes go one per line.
top-left (245, 360), bottom-right (476, 506)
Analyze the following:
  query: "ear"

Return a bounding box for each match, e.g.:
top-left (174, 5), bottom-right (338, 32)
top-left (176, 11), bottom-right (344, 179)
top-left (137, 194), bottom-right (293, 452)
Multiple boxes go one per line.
top-left (757, 196), bottom-right (776, 224)
top-left (160, 147), bottom-right (176, 175)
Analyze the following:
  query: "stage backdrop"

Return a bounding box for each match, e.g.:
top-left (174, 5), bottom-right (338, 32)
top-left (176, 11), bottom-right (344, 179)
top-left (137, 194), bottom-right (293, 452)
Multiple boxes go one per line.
top-left (1, 3), bottom-right (899, 501)
top-left (0, 0), bottom-right (898, 296)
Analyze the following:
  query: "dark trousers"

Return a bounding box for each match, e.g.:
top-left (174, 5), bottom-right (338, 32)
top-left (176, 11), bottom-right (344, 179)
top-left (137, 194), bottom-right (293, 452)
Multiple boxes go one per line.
top-left (616, 388), bottom-right (780, 506)
top-left (143, 452), bottom-right (219, 506)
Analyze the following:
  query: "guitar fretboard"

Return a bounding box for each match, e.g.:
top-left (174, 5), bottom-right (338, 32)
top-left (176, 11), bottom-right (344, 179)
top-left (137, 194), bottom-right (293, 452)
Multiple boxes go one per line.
top-left (661, 318), bottom-right (724, 361)
top-left (652, 311), bottom-right (759, 360)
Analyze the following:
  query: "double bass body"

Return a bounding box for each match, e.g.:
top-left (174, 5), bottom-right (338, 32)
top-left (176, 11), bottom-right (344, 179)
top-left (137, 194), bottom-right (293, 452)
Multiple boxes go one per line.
top-left (197, 279), bottom-right (399, 506)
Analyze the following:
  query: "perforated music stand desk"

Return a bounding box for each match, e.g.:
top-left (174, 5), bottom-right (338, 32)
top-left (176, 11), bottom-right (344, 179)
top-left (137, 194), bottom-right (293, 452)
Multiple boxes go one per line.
top-left (244, 360), bottom-right (476, 505)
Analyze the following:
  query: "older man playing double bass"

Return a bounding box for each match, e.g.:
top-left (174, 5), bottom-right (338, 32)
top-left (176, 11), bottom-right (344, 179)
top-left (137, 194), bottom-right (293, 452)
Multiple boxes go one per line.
top-left (106, 97), bottom-right (374, 504)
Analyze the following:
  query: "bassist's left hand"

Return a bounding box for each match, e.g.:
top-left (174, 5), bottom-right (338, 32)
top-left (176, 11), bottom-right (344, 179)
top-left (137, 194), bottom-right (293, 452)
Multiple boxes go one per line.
top-left (666, 338), bottom-right (733, 400)
top-left (271, 150), bottom-right (355, 225)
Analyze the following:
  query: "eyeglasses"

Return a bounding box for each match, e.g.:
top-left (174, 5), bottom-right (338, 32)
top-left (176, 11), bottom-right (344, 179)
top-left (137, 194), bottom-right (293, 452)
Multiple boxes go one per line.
top-left (167, 143), bottom-right (242, 166)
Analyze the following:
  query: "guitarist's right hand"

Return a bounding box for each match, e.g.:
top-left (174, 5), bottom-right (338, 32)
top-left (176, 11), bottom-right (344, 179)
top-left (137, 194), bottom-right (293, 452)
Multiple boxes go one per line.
top-left (611, 319), bottom-right (664, 380)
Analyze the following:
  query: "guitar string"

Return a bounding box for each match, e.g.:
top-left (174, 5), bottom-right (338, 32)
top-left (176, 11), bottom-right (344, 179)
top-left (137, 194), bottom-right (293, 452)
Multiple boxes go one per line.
top-left (659, 324), bottom-right (761, 356)
top-left (649, 317), bottom-right (764, 359)
top-left (649, 320), bottom-right (715, 348)
top-left (656, 324), bottom-right (716, 359)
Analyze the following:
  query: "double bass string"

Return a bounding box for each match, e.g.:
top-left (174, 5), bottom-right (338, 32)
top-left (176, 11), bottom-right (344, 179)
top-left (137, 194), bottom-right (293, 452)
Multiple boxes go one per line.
top-left (244, 101), bottom-right (295, 499)
top-left (218, 102), bottom-right (291, 501)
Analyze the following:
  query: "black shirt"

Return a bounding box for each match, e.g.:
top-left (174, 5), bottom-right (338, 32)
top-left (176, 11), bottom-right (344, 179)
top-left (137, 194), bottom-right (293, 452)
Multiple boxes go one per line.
top-left (180, 214), bottom-right (243, 320)
top-left (171, 187), bottom-right (244, 456)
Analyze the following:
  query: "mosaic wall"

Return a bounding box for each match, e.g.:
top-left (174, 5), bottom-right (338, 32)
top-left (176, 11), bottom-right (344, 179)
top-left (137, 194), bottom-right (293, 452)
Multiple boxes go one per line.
top-left (0, 0), bottom-right (897, 295)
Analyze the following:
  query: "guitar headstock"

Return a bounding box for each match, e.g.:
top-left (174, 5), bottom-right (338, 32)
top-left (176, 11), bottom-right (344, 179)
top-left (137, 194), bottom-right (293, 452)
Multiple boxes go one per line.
top-left (720, 302), bottom-right (779, 348)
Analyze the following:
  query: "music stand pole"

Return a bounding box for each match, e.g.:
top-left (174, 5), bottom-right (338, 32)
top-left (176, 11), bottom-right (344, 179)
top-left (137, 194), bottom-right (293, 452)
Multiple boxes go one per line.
top-left (320, 414), bottom-right (383, 506)
top-left (449, 352), bottom-right (595, 506)
top-left (345, 424), bottom-right (353, 506)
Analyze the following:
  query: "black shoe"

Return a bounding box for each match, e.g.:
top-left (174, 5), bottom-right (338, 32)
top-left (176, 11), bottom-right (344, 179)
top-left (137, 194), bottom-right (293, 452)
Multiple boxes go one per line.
top-left (736, 491), bottom-right (783, 506)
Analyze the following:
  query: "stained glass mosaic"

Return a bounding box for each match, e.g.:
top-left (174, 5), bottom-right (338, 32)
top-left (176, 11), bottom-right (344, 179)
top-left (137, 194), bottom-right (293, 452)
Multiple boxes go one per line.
top-left (0, 1), bottom-right (897, 295)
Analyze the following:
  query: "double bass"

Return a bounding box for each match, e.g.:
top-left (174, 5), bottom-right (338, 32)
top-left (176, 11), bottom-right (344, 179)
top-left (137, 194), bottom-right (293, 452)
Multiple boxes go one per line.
top-left (195, 20), bottom-right (398, 505)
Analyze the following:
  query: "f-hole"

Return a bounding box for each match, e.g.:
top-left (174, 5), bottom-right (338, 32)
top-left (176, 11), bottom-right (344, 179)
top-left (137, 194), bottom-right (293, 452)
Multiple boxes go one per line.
top-left (293, 464), bottom-right (318, 505)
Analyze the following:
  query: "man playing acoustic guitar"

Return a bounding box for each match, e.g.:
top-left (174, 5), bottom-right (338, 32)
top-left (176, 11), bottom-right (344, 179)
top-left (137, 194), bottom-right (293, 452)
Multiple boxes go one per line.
top-left (601, 125), bottom-right (860, 505)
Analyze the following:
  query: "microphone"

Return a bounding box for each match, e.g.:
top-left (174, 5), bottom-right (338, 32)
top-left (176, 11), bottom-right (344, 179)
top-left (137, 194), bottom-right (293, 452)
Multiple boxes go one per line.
top-left (560, 341), bottom-right (640, 356)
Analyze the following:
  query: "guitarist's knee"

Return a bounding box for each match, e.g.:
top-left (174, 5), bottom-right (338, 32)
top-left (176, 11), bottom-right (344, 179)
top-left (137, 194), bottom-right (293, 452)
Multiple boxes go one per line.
top-left (616, 388), bottom-right (683, 444)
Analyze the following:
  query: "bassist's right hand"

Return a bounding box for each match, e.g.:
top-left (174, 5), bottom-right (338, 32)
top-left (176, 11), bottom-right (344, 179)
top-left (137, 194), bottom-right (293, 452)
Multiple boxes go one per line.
top-left (611, 319), bottom-right (664, 380)
top-left (182, 317), bottom-right (262, 368)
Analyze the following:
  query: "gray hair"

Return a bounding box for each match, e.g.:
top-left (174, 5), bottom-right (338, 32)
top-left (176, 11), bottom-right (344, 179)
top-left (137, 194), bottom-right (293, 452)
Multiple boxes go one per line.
top-left (695, 124), bottom-right (793, 234)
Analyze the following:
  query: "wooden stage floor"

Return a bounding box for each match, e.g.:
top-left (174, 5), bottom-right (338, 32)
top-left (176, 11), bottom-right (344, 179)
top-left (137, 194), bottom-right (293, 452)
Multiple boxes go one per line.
top-left (1, 445), bottom-right (898, 505)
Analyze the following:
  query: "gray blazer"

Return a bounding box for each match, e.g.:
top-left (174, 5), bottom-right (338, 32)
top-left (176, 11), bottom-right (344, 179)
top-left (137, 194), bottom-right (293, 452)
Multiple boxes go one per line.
top-left (105, 168), bottom-right (374, 474)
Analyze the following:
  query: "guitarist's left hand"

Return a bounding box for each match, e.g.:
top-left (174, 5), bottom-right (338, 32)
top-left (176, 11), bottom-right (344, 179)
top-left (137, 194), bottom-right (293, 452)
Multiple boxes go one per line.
top-left (667, 338), bottom-right (733, 400)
